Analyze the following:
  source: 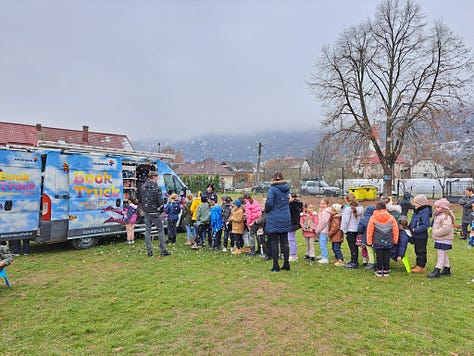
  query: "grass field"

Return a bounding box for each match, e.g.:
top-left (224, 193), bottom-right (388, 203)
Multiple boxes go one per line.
top-left (1, 211), bottom-right (474, 355)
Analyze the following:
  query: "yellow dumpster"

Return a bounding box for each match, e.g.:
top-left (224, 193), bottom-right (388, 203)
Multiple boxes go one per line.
top-left (362, 186), bottom-right (378, 200)
top-left (348, 187), bottom-right (366, 201)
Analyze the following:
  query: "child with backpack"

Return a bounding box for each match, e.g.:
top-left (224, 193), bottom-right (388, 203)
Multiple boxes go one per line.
top-left (165, 193), bottom-right (181, 244)
top-left (124, 198), bottom-right (139, 244)
top-left (366, 201), bottom-right (399, 277)
top-left (299, 203), bottom-right (319, 262)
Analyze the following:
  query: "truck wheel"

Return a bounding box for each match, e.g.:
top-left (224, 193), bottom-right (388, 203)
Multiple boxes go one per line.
top-left (301, 189), bottom-right (308, 196)
top-left (70, 236), bottom-right (99, 250)
top-left (324, 191), bottom-right (333, 197)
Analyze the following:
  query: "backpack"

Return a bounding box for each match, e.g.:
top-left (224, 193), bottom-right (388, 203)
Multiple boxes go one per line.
top-left (373, 221), bottom-right (393, 247)
top-left (222, 204), bottom-right (232, 222)
top-left (169, 202), bottom-right (181, 215)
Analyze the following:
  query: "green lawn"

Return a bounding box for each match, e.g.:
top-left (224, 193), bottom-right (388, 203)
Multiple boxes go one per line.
top-left (1, 230), bottom-right (473, 355)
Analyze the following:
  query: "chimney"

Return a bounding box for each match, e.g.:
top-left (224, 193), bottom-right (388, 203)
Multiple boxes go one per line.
top-left (36, 124), bottom-right (42, 132)
top-left (82, 125), bottom-right (89, 144)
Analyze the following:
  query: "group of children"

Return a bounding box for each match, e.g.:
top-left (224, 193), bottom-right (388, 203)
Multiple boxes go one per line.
top-left (176, 187), bottom-right (469, 279)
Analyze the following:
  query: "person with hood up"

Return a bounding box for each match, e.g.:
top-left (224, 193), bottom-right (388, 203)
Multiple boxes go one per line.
top-left (357, 205), bottom-right (376, 271)
top-left (428, 198), bottom-right (455, 278)
top-left (408, 194), bottom-right (432, 273)
top-left (264, 172), bottom-right (291, 272)
top-left (367, 201), bottom-right (399, 277)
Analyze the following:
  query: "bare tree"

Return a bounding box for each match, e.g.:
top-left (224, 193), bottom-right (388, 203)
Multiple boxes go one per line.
top-left (309, 137), bottom-right (334, 178)
top-left (309, 0), bottom-right (474, 194)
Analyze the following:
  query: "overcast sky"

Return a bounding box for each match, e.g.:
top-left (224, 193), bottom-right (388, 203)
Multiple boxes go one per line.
top-left (1, 0), bottom-right (473, 142)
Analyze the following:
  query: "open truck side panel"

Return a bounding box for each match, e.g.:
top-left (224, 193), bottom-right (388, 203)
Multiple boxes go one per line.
top-left (0, 150), bottom-right (42, 241)
top-left (40, 151), bottom-right (125, 244)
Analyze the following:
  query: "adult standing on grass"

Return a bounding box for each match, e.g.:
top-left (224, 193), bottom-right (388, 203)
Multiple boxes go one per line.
top-left (408, 194), bottom-right (432, 273)
top-left (139, 171), bottom-right (171, 258)
top-left (264, 172), bottom-right (291, 272)
top-left (458, 187), bottom-right (474, 240)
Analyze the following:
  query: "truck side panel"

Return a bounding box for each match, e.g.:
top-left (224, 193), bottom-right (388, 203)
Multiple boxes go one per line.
top-left (67, 154), bottom-right (124, 238)
top-left (0, 150), bottom-right (42, 241)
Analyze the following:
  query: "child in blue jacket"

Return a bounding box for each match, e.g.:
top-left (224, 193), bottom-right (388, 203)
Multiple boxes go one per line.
top-left (210, 199), bottom-right (224, 250)
top-left (165, 193), bottom-right (181, 244)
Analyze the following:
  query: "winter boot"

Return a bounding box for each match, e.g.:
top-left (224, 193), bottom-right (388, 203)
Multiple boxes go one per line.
top-left (428, 268), bottom-right (441, 278)
top-left (440, 267), bottom-right (451, 276)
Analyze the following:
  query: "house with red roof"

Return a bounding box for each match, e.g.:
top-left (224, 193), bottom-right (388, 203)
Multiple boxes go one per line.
top-left (0, 121), bottom-right (134, 151)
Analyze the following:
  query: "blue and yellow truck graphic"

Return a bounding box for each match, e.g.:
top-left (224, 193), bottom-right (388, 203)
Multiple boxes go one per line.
top-left (0, 146), bottom-right (185, 249)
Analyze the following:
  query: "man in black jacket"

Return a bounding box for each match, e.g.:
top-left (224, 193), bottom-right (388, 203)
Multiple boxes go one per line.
top-left (139, 171), bottom-right (171, 257)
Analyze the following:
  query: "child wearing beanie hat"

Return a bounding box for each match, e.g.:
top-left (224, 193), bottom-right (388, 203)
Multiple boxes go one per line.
top-left (412, 194), bottom-right (429, 206)
top-left (428, 198), bottom-right (455, 278)
top-left (408, 195), bottom-right (432, 273)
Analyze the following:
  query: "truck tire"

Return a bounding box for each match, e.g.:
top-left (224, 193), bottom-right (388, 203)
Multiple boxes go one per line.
top-left (324, 190), bottom-right (333, 197)
top-left (70, 236), bottom-right (99, 250)
top-left (301, 189), bottom-right (308, 196)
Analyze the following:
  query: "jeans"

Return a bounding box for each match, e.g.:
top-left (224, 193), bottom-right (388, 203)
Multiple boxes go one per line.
top-left (185, 224), bottom-right (195, 240)
top-left (269, 232), bottom-right (289, 270)
top-left (288, 231), bottom-right (297, 256)
top-left (332, 242), bottom-right (343, 260)
top-left (144, 212), bottom-right (166, 254)
top-left (319, 232), bottom-right (329, 259)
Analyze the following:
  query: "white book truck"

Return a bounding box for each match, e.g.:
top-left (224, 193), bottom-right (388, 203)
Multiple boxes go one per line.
top-left (0, 142), bottom-right (186, 249)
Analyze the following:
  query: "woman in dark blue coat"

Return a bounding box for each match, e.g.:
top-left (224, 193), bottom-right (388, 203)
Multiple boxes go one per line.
top-left (264, 172), bottom-right (291, 272)
top-left (408, 194), bottom-right (432, 273)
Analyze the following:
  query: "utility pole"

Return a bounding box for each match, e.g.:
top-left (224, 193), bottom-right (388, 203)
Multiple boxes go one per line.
top-left (256, 142), bottom-right (262, 184)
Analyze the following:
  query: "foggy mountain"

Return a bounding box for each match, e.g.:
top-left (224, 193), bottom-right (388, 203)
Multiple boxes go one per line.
top-left (133, 129), bottom-right (324, 162)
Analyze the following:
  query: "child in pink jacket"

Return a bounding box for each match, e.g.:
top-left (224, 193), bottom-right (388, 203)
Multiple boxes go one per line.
top-left (300, 204), bottom-right (319, 261)
top-left (314, 198), bottom-right (332, 264)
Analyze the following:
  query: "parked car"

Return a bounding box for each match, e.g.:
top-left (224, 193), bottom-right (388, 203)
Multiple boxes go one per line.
top-left (251, 181), bottom-right (271, 193)
top-left (300, 180), bottom-right (340, 197)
